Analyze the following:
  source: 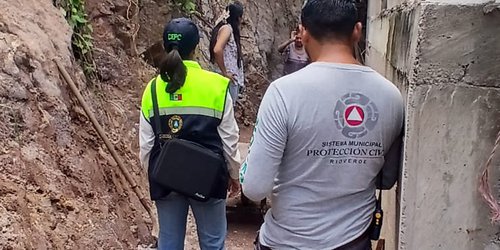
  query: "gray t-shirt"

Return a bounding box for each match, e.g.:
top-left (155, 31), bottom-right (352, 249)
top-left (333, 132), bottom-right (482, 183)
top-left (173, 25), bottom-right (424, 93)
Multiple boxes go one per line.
top-left (240, 62), bottom-right (404, 249)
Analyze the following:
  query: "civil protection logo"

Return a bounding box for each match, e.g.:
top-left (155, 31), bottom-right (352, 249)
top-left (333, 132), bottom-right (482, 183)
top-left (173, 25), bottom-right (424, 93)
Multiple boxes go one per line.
top-left (334, 93), bottom-right (379, 139)
top-left (168, 115), bottom-right (183, 134)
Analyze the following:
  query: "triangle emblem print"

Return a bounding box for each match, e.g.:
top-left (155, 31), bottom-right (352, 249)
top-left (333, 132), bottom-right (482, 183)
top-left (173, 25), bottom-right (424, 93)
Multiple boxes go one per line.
top-left (334, 93), bottom-right (379, 139)
top-left (345, 106), bottom-right (364, 127)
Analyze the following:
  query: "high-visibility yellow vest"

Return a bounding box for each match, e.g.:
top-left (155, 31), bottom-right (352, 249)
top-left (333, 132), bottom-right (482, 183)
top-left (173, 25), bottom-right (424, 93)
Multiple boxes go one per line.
top-left (141, 60), bottom-right (229, 122)
top-left (140, 60), bottom-right (230, 200)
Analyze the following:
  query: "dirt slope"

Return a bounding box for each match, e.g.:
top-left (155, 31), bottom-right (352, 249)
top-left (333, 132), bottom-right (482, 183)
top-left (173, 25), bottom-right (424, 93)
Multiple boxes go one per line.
top-left (0, 0), bottom-right (154, 248)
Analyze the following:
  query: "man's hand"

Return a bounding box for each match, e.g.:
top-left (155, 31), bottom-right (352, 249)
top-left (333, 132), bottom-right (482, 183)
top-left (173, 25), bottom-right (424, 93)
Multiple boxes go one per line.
top-left (228, 178), bottom-right (240, 198)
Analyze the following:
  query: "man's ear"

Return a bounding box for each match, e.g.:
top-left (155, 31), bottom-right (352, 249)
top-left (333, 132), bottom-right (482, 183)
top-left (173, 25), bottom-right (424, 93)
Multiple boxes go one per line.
top-left (299, 25), bottom-right (309, 44)
top-left (352, 22), bottom-right (363, 44)
top-left (298, 24), bottom-right (305, 36)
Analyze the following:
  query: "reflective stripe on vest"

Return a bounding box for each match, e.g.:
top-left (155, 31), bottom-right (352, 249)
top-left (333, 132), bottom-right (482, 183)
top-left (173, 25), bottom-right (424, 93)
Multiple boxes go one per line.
top-left (141, 60), bottom-right (229, 122)
top-left (148, 107), bottom-right (223, 120)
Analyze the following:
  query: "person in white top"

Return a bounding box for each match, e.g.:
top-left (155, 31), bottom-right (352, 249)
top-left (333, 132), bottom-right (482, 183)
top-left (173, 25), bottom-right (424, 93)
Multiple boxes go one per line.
top-left (210, 2), bottom-right (245, 105)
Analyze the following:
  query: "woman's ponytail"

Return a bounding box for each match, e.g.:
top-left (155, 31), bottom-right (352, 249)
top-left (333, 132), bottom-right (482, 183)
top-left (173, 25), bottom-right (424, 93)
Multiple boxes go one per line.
top-left (160, 47), bottom-right (187, 94)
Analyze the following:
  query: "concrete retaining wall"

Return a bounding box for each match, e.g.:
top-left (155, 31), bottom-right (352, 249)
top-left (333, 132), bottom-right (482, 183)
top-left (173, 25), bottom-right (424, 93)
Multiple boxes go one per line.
top-left (366, 0), bottom-right (500, 249)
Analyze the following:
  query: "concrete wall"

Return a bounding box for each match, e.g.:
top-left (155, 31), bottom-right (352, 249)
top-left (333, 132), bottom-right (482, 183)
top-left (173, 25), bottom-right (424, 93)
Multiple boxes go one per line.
top-left (366, 2), bottom-right (422, 249)
top-left (366, 0), bottom-right (500, 249)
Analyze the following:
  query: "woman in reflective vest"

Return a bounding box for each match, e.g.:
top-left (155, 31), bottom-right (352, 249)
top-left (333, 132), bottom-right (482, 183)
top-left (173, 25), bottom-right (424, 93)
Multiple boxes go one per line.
top-left (139, 18), bottom-right (241, 250)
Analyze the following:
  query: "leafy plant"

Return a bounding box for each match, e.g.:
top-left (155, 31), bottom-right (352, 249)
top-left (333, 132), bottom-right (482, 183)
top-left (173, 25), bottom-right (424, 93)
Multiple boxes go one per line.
top-left (56, 0), bottom-right (97, 79)
top-left (171, 0), bottom-right (197, 14)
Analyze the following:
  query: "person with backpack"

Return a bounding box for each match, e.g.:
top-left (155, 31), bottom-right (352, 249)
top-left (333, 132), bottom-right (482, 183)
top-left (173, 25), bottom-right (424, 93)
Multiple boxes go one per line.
top-left (139, 18), bottom-right (241, 250)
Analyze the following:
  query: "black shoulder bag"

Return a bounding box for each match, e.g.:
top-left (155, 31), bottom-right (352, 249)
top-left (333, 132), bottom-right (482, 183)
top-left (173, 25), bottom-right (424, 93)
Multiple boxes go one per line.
top-left (150, 77), bottom-right (225, 202)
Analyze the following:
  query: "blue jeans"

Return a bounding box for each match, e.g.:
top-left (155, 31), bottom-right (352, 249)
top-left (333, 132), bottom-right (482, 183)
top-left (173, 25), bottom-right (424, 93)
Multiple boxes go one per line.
top-left (156, 193), bottom-right (227, 250)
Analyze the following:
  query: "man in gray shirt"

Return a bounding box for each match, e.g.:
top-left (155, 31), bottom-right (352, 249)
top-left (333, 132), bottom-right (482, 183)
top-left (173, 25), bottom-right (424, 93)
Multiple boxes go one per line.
top-left (240, 0), bottom-right (404, 249)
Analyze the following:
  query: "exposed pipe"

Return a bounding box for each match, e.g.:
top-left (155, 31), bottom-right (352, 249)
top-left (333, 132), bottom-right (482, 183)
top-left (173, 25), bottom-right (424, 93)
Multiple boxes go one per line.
top-left (54, 60), bottom-right (156, 231)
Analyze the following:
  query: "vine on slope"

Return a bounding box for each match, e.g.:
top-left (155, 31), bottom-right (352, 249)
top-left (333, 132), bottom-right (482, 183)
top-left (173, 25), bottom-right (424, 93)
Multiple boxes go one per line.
top-left (55, 0), bottom-right (97, 79)
top-left (171, 0), bottom-right (197, 14)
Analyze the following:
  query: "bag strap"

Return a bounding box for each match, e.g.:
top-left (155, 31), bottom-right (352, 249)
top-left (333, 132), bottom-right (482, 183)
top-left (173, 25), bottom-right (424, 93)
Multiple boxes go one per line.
top-left (376, 169), bottom-right (383, 206)
top-left (151, 76), bottom-right (164, 139)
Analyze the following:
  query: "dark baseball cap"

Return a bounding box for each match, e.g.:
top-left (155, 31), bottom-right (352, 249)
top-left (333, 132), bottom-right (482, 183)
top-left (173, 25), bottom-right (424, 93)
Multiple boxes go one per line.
top-left (163, 18), bottom-right (200, 58)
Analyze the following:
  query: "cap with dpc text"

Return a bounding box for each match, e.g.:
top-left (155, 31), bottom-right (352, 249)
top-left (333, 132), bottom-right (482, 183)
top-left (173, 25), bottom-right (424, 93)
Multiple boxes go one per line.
top-left (163, 18), bottom-right (200, 58)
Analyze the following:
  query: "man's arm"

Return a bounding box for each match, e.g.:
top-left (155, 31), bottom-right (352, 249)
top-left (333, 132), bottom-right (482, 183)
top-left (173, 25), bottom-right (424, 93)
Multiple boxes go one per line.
top-left (278, 38), bottom-right (294, 54)
top-left (240, 84), bottom-right (287, 201)
top-left (217, 93), bottom-right (241, 179)
top-left (278, 31), bottom-right (296, 53)
top-left (376, 130), bottom-right (403, 190)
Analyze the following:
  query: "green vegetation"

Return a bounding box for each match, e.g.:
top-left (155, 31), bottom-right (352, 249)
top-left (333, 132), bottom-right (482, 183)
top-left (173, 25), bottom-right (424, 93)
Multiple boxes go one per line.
top-left (57, 0), bottom-right (97, 79)
top-left (171, 0), bottom-right (197, 14)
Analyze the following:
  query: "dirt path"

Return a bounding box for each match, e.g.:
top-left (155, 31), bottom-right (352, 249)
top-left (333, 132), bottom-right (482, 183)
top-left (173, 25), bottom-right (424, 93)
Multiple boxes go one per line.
top-left (177, 198), bottom-right (262, 250)
top-left (226, 202), bottom-right (263, 249)
top-left (226, 134), bottom-right (260, 249)
top-left (225, 138), bottom-right (261, 249)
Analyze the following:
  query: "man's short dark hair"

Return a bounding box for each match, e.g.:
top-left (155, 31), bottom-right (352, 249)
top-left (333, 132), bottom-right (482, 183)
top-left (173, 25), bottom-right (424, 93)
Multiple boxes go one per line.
top-left (301, 0), bottom-right (358, 41)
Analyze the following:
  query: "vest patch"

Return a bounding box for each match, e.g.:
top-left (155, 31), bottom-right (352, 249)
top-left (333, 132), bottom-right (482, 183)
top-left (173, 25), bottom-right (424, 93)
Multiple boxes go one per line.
top-left (170, 93), bottom-right (183, 101)
top-left (168, 115), bottom-right (183, 134)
